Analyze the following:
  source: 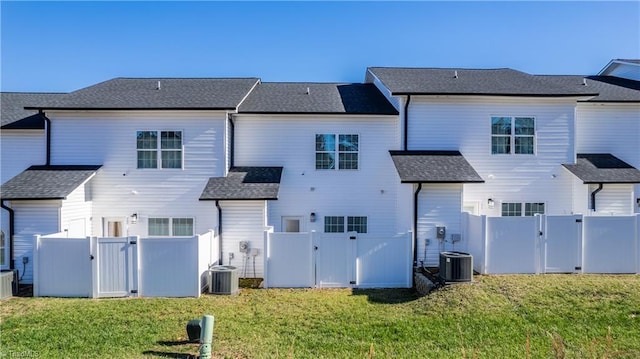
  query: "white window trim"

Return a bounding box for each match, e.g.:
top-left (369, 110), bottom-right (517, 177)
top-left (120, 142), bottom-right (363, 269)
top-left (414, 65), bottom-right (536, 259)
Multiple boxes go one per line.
top-left (136, 130), bottom-right (185, 170)
top-left (490, 116), bottom-right (536, 155)
top-left (500, 202), bottom-right (546, 217)
top-left (315, 133), bottom-right (360, 171)
top-left (323, 215), bottom-right (368, 233)
top-left (148, 217), bottom-right (195, 237)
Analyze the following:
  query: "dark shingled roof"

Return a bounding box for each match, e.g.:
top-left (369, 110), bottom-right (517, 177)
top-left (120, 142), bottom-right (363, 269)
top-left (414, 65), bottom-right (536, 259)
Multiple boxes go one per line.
top-left (617, 59), bottom-right (640, 65)
top-left (389, 151), bottom-right (484, 183)
top-left (1, 165), bottom-right (102, 200)
top-left (199, 167), bottom-right (283, 200)
top-left (538, 75), bottom-right (640, 102)
top-left (562, 154), bottom-right (640, 184)
top-left (238, 82), bottom-right (398, 115)
top-left (367, 67), bottom-right (598, 97)
top-left (1, 92), bottom-right (65, 129)
top-left (26, 78), bottom-right (260, 110)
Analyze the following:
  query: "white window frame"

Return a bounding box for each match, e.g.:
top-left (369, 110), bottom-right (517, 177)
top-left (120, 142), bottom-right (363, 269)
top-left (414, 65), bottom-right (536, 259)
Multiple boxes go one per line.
top-left (500, 202), bottom-right (546, 217)
top-left (491, 116), bottom-right (536, 155)
top-left (315, 133), bottom-right (359, 170)
top-left (323, 215), bottom-right (368, 233)
top-left (148, 217), bottom-right (195, 237)
top-left (136, 130), bottom-right (184, 169)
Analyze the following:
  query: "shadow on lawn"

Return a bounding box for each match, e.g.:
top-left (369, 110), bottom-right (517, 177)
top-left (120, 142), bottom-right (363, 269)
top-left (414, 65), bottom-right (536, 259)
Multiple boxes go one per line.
top-left (142, 340), bottom-right (198, 358)
top-left (351, 288), bottom-right (420, 304)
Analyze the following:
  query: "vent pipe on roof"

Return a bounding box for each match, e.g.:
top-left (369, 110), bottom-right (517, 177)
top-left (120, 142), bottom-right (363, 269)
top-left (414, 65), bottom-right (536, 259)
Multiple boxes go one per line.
top-left (582, 78), bottom-right (588, 86)
top-left (306, 87), bottom-right (310, 95)
top-left (157, 81), bottom-right (161, 90)
top-left (454, 70), bottom-right (458, 79)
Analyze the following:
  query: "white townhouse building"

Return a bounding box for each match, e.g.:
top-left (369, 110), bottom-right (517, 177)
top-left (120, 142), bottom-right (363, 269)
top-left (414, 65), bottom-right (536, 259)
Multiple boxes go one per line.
top-left (2, 59), bottom-right (639, 285)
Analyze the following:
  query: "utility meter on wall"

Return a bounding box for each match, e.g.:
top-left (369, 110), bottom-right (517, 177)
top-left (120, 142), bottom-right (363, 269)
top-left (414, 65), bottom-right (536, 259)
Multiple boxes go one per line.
top-left (239, 241), bottom-right (249, 253)
top-left (436, 226), bottom-right (446, 240)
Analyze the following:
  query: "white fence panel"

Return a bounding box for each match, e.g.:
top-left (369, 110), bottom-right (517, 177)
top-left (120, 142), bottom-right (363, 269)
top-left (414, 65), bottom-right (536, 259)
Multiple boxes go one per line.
top-left (463, 213), bottom-right (486, 274)
top-left (356, 234), bottom-right (412, 288)
top-left (92, 237), bottom-right (136, 298)
top-left (583, 216), bottom-right (638, 273)
top-left (485, 217), bottom-right (539, 274)
top-left (265, 232), bottom-right (313, 288)
top-left (34, 236), bottom-right (91, 297)
top-left (139, 237), bottom-right (199, 297)
top-left (315, 233), bottom-right (354, 288)
top-left (197, 230), bottom-right (218, 292)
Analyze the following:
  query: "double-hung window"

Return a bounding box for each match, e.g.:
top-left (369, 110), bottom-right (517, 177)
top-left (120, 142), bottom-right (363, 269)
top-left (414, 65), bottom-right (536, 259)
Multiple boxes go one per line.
top-left (148, 217), bottom-right (194, 236)
top-left (501, 203), bottom-right (545, 217)
top-left (137, 131), bottom-right (183, 169)
top-left (315, 134), bottom-right (359, 170)
top-left (491, 117), bottom-right (535, 155)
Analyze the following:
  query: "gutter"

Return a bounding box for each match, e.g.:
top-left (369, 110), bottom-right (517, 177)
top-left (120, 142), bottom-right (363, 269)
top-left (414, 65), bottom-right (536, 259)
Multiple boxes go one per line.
top-left (413, 183), bottom-right (422, 267)
top-left (403, 95), bottom-right (411, 151)
top-left (228, 114), bottom-right (235, 169)
top-left (215, 200), bottom-right (223, 265)
top-left (1, 201), bottom-right (15, 270)
top-left (590, 183), bottom-right (604, 211)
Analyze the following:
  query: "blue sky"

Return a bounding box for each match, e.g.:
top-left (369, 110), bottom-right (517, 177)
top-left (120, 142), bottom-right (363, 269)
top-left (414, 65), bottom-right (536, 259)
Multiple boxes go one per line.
top-left (1, 1), bottom-right (639, 92)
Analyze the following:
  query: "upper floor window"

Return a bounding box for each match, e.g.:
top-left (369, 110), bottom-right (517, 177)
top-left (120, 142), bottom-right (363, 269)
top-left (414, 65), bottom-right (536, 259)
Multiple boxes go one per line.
top-left (491, 117), bottom-right (535, 155)
top-left (148, 217), bottom-right (194, 236)
top-left (315, 134), bottom-right (359, 170)
top-left (137, 131), bottom-right (183, 169)
top-left (501, 202), bottom-right (545, 217)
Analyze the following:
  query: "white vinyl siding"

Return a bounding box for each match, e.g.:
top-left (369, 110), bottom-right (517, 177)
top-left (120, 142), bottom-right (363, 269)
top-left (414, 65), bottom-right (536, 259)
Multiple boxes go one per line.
top-left (576, 103), bottom-right (640, 214)
top-left (589, 184), bottom-right (633, 215)
top-left (417, 184), bottom-right (463, 266)
top-left (49, 112), bottom-right (223, 237)
top-left (11, 200), bottom-right (61, 284)
top-left (0, 130), bottom-right (46, 184)
top-left (406, 97), bottom-right (576, 216)
top-left (234, 115), bottom-right (399, 236)
top-left (220, 201), bottom-right (266, 277)
top-left (60, 182), bottom-right (93, 238)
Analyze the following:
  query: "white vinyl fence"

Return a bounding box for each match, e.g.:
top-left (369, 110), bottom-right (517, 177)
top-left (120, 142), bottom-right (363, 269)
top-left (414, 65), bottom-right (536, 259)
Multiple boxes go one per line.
top-left (264, 229), bottom-right (412, 288)
top-left (465, 213), bottom-right (640, 274)
top-left (33, 230), bottom-right (218, 298)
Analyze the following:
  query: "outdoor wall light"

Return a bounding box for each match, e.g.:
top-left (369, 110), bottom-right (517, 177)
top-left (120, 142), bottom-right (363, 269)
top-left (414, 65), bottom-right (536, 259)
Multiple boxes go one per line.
top-left (130, 213), bottom-right (138, 224)
top-left (310, 212), bottom-right (316, 222)
top-left (487, 198), bottom-right (495, 209)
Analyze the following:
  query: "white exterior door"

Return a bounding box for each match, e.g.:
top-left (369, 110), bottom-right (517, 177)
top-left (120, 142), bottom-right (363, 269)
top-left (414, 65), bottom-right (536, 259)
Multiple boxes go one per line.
top-left (92, 237), bottom-right (138, 298)
top-left (314, 233), bottom-right (355, 288)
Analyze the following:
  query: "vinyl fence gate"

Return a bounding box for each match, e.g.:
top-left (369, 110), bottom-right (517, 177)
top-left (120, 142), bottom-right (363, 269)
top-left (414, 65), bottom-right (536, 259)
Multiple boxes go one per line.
top-left (92, 237), bottom-right (138, 298)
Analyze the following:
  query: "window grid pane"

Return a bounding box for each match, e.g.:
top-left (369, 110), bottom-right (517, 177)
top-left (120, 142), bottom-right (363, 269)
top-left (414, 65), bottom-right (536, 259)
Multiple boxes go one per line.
top-left (315, 134), bottom-right (335, 151)
top-left (525, 203), bottom-right (545, 216)
top-left (338, 134), bottom-right (358, 170)
top-left (315, 153), bottom-right (335, 169)
top-left (161, 150), bottom-right (182, 169)
top-left (338, 134), bottom-right (358, 151)
top-left (137, 150), bottom-right (157, 169)
top-left (324, 216), bottom-right (344, 233)
top-left (161, 131), bottom-right (182, 149)
top-left (491, 136), bottom-right (511, 154)
top-left (515, 136), bottom-right (534, 154)
top-left (148, 218), bottom-right (170, 236)
top-left (491, 117), bottom-right (512, 135)
top-left (172, 218), bottom-right (194, 236)
top-left (515, 118), bottom-right (535, 135)
top-left (338, 153), bottom-right (359, 170)
top-left (137, 131), bottom-right (157, 149)
top-left (501, 203), bottom-right (522, 217)
top-left (347, 216), bottom-right (367, 233)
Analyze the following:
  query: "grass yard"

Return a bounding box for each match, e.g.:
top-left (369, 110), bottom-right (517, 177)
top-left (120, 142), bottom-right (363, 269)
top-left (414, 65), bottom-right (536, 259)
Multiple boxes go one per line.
top-left (1, 275), bottom-right (639, 358)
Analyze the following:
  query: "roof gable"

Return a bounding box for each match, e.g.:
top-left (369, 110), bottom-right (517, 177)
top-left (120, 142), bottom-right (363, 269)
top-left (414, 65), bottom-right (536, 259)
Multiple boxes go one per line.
top-left (238, 82), bottom-right (398, 115)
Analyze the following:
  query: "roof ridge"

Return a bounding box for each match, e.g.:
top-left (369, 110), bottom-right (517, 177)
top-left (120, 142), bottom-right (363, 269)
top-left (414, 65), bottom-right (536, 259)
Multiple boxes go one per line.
top-left (1, 91), bottom-right (67, 94)
top-left (368, 66), bottom-right (514, 71)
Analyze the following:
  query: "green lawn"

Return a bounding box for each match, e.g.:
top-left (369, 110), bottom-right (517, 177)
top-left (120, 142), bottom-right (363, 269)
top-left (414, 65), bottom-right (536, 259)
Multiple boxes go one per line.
top-left (1, 275), bottom-right (639, 358)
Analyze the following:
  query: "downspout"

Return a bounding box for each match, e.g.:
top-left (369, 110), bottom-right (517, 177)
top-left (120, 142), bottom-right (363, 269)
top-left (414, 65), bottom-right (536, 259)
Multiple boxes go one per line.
top-left (215, 200), bottom-right (223, 265)
top-left (403, 95), bottom-right (411, 151)
top-left (41, 110), bottom-right (51, 166)
top-left (228, 114), bottom-right (235, 170)
top-left (590, 183), bottom-right (603, 212)
top-left (1, 201), bottom-right (15, 270)
top-left (413, 183), bottom-right (422, 267)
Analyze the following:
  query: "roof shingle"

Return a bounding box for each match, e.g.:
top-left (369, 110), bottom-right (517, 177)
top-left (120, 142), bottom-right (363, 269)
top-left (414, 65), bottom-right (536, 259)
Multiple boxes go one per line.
top-left (26, 78), bottom-right (260, 110)
top-left (238, 82), bottom-right (398, 115)
top-left (389, 151), bottom-right (484, 183)
top-left (1, 92), bottom-right (65, 129)
top-left (538, 75), bottom-right (640, 102)
top-left (562, 154), bottom-right (640, 183)
top-left (1, 165), bottom-right (102, 200)
top-left (367, 67), bottom-right (597, 97)
top-left (199, 167), bottom-right (283, 200)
